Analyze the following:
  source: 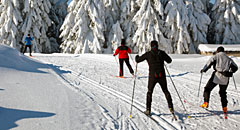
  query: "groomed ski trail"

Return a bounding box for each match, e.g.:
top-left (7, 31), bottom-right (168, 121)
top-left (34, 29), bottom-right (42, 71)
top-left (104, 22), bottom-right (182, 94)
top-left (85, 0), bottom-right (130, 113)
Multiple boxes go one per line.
top-left (44, 60), bottom-right (183, 130)
top-left (34, 54), bottom-right (240, 130)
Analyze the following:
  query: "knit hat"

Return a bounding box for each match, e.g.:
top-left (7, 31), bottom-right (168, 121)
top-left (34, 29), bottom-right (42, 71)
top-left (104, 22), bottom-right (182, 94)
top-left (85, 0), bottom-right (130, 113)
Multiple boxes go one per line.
top-left (150, 40), bottom-right (158, 49)
top-left (216, 46), bottom-right (224, 53)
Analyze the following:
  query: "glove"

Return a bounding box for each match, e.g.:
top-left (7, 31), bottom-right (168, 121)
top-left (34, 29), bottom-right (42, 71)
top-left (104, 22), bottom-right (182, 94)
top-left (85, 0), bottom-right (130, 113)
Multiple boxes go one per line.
top-left (135, 55), bottom-right (139, 62)
top-left (200, 69), bottom-right (205, 73)
top-left (113, 54), bottom-right (115, 56)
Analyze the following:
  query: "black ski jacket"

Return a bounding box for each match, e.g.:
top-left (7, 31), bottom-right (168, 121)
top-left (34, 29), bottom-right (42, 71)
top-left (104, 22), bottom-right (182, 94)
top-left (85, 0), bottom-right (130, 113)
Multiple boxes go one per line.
top-left (135, 49), bottom-right (172, 78)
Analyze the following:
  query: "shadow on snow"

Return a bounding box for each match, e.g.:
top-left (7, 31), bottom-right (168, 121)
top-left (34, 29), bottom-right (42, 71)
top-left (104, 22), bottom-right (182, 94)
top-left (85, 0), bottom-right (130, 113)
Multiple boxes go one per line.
top-left (137, 72), bottom-right (191, 79)
top-left (0, 107), bottom-right (55, 130)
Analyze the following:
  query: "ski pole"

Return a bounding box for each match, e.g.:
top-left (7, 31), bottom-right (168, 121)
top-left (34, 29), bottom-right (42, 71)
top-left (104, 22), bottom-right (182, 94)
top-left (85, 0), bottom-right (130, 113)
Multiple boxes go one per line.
top-left (129, 63), bottom-right (138, 118)
top-left (232, 75), bottom-right (237, 90)
top-left (114, 56), bottom-right (119, 66)
top-left (164, 64), bottom-right (187, 112)
top-left (197, 73), bottom-right (203, 97)
top-left (129, 54), bottom-right (136, 67)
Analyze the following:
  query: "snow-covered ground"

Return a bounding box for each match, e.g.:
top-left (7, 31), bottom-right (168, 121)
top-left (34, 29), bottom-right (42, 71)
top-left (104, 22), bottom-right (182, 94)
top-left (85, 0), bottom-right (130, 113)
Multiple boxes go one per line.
top-left (1, 45), bottom-right (240, 130)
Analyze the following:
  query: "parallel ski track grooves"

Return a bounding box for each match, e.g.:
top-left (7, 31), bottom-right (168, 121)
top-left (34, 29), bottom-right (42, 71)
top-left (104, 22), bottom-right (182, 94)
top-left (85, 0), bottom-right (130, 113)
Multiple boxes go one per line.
top-left (71, 71), bottom-right (180, 130)
top-left (46, 62), bottom-right (180, 130)
top-left (83, 57), bottom-right (240, 123)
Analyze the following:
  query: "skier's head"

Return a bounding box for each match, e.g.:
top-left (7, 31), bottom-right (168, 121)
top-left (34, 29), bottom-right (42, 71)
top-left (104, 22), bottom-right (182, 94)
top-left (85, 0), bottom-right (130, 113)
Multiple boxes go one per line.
top-left (28, 34), bottom-right (30, 37)
top-left (150, 40), bottom-right (158, 49)
top-left (216, 46), bottom-right (224, 53)
top-left (121, 39), bottom-right (126, 46)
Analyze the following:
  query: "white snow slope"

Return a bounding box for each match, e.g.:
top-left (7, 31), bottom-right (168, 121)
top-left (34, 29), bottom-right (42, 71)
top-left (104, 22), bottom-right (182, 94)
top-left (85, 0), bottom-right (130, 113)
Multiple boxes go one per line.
top-left (0, 45), bottom-right (240, 130)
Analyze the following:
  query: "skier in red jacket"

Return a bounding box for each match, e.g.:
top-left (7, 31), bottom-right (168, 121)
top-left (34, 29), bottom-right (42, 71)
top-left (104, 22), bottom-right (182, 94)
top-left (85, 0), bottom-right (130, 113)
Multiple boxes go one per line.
top-left (113, 39), bottom-right (134, 77)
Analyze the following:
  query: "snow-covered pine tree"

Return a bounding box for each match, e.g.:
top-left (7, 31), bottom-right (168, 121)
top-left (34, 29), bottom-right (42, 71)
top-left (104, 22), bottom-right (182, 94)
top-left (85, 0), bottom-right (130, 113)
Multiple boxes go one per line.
top-left (209, 0), bottom-right (240, 44)
top-left (104, 0), bottom-right (121, 53)
top-left (0, 0), bottom-right (23, 49)
top-left (185, 0), bottom-right (211, 53)
top-left (200, 0), bottom-right (211, 14)
top-left (164, 0), bottom-right (192, 54)
top-left (119, 0), bottom-right (136, 51)
top-left (48, 0), bottom-right (68, 52)
top-left (60, 0), bottom-right (106, 54)
top-left (21, 0), bottom-right (52, 53)
top-left (132, 0), bottom-right (171, 54)
top-left (109, 21), bottom-right (123, 52)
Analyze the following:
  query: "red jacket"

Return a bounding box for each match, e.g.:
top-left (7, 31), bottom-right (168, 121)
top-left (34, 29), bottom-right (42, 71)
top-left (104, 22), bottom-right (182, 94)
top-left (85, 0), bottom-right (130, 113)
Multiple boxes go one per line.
top-left (114, 45), bottom-right (131, 59)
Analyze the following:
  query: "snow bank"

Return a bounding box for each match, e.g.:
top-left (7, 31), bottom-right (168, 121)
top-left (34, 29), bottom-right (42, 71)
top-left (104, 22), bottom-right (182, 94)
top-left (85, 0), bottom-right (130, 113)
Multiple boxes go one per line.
top-left (0, 45), bottom-right (47, 72)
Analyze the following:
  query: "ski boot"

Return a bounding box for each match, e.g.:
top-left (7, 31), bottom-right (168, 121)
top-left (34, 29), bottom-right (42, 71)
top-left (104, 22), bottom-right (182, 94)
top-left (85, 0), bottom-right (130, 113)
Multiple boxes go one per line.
top-left (200, 102), bottom-right (209, 108)
top-left (169, 108), bottom-right (174, 114)
top-left (144, 109), bottom-right (151, 116)
top-left (169, 108), bottom-right (177, 121)
top-left (223, 107), bottom-right (227, 119)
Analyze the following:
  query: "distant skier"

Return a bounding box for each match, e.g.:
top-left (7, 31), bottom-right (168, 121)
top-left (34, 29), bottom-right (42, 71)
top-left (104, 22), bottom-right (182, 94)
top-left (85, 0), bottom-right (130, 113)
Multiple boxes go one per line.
top-left (200, 46), bottom-right (238, 116)
top-left (135, 40), bottom-right (174, 116)
top-left (113, 39), bottom-right (134, 77)
top-left (23, 34), bottom-right (33, 56)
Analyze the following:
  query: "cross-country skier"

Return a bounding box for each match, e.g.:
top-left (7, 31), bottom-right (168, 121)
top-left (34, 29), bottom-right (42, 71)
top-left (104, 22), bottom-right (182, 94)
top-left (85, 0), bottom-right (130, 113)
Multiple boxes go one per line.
top-left (113, 39), bottom-right (134, 77)
top-left (135, 40), bottom-right (174, 116)
top-left (200, 46), bottom-right (238, 116)
top-left (23, 34), bottom-right (33, 56)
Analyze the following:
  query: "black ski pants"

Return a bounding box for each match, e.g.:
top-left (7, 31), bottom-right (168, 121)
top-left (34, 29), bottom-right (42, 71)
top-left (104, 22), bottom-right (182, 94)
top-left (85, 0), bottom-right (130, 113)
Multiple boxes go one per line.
top-left (23, 45), bottom-right (32, 55)
top-left (203, 73), bottom-right (228, 108)
top-left (146, 76), bottom-right (173, 111)
top-left (119, 58), bottom-right (134, 76)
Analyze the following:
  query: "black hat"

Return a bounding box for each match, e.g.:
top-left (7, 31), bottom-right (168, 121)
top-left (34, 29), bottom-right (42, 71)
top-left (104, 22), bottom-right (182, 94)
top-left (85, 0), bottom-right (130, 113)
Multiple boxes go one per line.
top-left (216, 46), bottom-right (224, 53)
top-left (150, 40), bottom-right (158, 49)
top-left (121, 39), bottom-right (126, 45)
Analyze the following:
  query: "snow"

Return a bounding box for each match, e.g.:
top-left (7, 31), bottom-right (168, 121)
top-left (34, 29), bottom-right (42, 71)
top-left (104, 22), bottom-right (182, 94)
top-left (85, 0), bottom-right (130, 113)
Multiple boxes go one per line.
top-left (198, 44), bottom-right (240, 52)
top-left (1, 45), bottom-right (240, 130)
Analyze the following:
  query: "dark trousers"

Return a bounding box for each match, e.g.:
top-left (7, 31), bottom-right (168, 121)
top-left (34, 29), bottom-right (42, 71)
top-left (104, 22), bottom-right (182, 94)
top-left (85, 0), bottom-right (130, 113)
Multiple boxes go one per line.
top-left (147, 76), bottom-right (173, 111)
top-left (119, 58), bottom-right (134, 76)
top-left (203, 73), bottom-right (228, 108)
top-left (23, 45), bottom-right (32, 56)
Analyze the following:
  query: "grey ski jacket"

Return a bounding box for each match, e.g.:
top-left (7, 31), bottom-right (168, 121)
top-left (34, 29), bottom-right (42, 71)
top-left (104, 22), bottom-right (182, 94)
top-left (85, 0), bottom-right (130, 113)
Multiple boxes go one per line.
top-left (202, 52), bottom-right (238, 85)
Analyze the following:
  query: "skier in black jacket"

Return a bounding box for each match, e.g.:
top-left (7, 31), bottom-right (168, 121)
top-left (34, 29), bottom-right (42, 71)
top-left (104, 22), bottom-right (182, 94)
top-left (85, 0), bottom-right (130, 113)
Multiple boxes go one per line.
top-left (135, 40), bottom-right (174, 116)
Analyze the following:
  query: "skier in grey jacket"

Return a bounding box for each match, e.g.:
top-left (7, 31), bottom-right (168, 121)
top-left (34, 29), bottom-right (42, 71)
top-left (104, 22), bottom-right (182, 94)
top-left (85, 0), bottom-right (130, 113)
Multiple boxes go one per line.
top-left (200, 46), bottom-right (238, 114)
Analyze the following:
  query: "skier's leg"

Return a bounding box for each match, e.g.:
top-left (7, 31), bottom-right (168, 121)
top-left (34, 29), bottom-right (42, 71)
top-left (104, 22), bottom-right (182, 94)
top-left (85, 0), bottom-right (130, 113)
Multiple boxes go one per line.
top-left (119, 59), bottom-right (124, 76)
top-left (203, 74), bottom-right (217, 103)
top-left (159, 78), bottom-right (174, 110)
top-left (29, 45), bottom-right (32, 56)
top-left (125, 58), bottom-right (134, 74)
top-left (219, 84), bottom-right (228, 108)
top-left (23, 45), bottom-right (27, 54)
top-left (146, 77), bottom-right (157, 112)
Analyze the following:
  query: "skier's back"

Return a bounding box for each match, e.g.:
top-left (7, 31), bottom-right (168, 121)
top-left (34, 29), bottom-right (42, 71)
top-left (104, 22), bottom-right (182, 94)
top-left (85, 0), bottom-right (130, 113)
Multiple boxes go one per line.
top-left (113, 39), bottom-right (134, 77)
top-left (135, 40), bottom-right (174, 116)
top-left (200, 46), bottom-right (238, 118)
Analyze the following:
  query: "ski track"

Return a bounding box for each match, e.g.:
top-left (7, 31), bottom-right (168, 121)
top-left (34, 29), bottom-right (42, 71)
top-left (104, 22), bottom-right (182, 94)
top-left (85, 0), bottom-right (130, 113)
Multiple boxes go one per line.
top-left (34, 55), bottom-right (240, 130)
top-left (35, 56), bottom-right (181, 130)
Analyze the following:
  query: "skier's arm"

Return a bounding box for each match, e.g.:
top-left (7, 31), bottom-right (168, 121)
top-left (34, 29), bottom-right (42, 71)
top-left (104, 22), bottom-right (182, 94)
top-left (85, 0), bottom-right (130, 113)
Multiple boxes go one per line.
top-left (127, 47), bottom-right (131, 53)
top-left (201, 56), bottom-right (216, 73)
top-left (113, 48), bottom-right (119, 56)
top-left (161, 51), bottom-right (172, 64)
top-left (24, 37), bottom-right (27, 44)
top-left (230, 60), bottom-right (238, 73)
top-left (135, 52), bottom-right (148, 63)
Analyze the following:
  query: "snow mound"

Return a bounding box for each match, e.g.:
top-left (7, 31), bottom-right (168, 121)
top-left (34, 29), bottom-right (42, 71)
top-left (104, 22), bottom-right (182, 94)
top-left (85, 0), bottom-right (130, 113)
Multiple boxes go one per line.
top-left (0, 45), bottom-right (47, 72)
